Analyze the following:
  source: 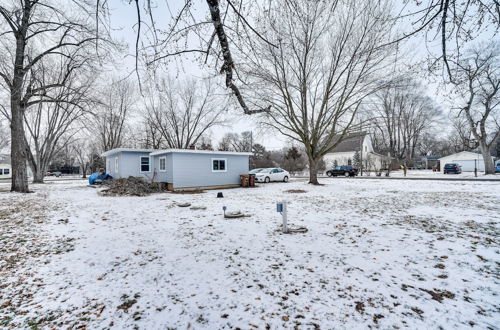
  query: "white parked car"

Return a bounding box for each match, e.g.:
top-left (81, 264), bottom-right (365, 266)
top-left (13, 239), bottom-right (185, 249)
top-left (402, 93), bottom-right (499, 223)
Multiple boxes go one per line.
top-left (255, 168), bottom-right (289, 183)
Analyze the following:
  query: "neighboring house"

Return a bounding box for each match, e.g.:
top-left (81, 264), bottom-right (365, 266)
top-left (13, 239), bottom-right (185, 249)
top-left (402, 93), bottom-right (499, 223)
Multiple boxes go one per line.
top-left (323, 132), bottom-right (390, 171)
top-left (0, 154), bottom-right (11, 179)
top-left (419, 155), bottom-right (441, 170)
top-left (0, 154), bottom-right (35, 179)
top-left (438, 151), bottom-right (494, 172)
top-left (102, 148), bottom-right (252, 190)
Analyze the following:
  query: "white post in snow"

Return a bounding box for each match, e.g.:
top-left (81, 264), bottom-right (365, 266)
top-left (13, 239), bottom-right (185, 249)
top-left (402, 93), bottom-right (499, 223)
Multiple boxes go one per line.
top-left (282, 201), bottom-right (289, 233)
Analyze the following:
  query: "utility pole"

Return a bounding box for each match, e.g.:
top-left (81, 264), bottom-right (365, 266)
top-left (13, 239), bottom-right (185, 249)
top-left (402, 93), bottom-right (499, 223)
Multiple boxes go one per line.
top-left (250, 131), bottom-right (253, 152)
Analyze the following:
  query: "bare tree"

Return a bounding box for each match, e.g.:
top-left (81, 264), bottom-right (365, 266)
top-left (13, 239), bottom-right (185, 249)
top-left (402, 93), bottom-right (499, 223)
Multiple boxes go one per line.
top-left (72, 139), bottom-right (93, 178)
top-left (369, 79), bottom-right (441, 164)
top-left (138, 118), bottom-right (164, 149)
top-left (394, 1), bottom-right (499, 79)
top-left (241, 0), bottom-right (397, 184)
top-left (452, 42), bottom-right (499, 174)
top-left (0, 0), bottom-right (106, 192)
top-left (20, 58), bottom-right (94, 183)
top-left (216, 131), bottom-right (252, 152)
top-left (0, 119), bottom-right (9, 152)
top-left (95, 79), bottom-right (135, 152)
top-left (123, 0), bottom-right (275, 115)
top-left (144, 78), bottom-right (225, 149)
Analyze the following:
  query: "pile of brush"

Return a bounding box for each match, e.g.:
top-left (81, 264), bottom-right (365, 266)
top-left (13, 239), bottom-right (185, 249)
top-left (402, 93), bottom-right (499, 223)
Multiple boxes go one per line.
top-left (99, 177), bottom-right (161, 196)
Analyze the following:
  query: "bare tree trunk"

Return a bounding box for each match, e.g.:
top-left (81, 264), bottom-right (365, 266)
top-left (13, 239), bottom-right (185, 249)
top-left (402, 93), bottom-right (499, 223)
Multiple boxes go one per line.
top-left (10, 99), bottom-right (29, 192)
top-left (479, 143), bottom-right (495, 174)
top-left (308, 158), bottom-right (319, 185)
top-left (32, 167), bottom-right (45, 183)
top-left (81, 164), bottom-right (88, 178)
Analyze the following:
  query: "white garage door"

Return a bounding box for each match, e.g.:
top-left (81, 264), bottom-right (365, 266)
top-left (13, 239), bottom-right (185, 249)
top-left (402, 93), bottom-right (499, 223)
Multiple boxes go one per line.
top-left (454, 159), bottom-right (485, 172)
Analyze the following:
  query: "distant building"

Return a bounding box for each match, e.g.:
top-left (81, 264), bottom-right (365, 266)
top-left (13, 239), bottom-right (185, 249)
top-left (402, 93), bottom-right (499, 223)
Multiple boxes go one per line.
top-left (0, 154), bottom-right (11, 179)
top-left (0, 154), bottom-right (34, 179)
top-left (323, 132), bottom-right (391, 171)
top-left (419, 155), bottom-right (441, 170)
top-left (438, 151), bottom-right (494, 172)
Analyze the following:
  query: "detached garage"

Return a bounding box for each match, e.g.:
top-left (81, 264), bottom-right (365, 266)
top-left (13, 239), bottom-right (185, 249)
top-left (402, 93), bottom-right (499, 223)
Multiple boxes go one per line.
top-left (438, 151), bottom-right (493, 172)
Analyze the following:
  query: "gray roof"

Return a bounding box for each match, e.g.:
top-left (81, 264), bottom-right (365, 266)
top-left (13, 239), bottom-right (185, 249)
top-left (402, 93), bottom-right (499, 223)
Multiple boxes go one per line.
top-left (101, 148), bottom-right (155, 157)
top-left (329, 132), bottom-right (366, 153)
top-left (150, 149), bottom-right (252, 156)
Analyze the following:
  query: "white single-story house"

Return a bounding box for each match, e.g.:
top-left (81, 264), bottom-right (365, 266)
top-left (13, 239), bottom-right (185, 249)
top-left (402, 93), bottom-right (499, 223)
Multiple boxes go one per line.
top-left (438, 151), bottom-right (494, 172)
top-left (323, 132), bottom-right (391, 171)
top-left (101, 148), bottom-right (252, 190)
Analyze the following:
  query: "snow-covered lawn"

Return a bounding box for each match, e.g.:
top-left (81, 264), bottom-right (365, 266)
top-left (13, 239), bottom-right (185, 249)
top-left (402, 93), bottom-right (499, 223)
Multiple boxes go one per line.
top-left (1, 178), bottom-right (498, 329)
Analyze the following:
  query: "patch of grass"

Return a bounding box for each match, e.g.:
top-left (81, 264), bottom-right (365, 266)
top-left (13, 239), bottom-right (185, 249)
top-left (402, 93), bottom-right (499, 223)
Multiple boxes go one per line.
top-left (117, 299), bottom-right (137, 312)
top-left (285, 189), bottom-right (307, 193)
top-left (419, 288), bottom-right (455, 302)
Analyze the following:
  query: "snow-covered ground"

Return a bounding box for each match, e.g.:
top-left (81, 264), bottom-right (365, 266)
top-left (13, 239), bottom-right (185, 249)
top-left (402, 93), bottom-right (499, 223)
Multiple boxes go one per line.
top-left (1, 178), bottom-right (499, 329)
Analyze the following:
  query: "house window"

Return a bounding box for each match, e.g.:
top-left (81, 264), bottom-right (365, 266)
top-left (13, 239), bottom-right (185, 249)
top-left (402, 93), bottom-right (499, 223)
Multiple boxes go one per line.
top-left (140, 156), bottom-right (150, 172)
top-left (0, 169), bottom-right (3, 175)
top-left (159, 157), bottom-right (166, 172)
top-left (115, 157), bottom-right (119, 173)
top-left (3, 169), bottom-right (9, 175)
top-left (212, 158), bottom-right (227, 172)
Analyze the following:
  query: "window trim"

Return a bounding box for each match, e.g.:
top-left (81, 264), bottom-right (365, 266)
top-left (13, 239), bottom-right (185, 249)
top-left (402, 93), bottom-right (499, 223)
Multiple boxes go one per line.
top-left (211, 158), bottom-right (227, 172)
top-left (140, 156), bottom-right (151, 173)
top-left (115, 157), bottom-right (119, 174)
top-left (159, 156), bottom-right (167, 172)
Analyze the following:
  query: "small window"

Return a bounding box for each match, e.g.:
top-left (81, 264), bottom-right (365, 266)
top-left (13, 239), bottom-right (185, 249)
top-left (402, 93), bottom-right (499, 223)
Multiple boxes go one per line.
top-left (4, 169), bottom-right (9, 175)
top-left (0, 169), bottom-right (3, 175)
top-left (212, 158), bottom-right (227, 172)
top-left (115, 157), bottom-right (119, 173)
top-left (140, 156), bottom-right (150, 172)
top-left (159, 157), bottom-right (166, 172)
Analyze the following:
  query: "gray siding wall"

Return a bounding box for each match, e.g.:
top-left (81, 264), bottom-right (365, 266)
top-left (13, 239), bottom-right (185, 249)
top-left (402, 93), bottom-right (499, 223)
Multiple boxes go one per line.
top-left (105, 151), bottom-right (152, 179)
top-left (171, 152), bottom-right (249, 188)
top-left (105, 153), bottom-right (118, 177)
top-left (151, 154), bottom-right (173, 182)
